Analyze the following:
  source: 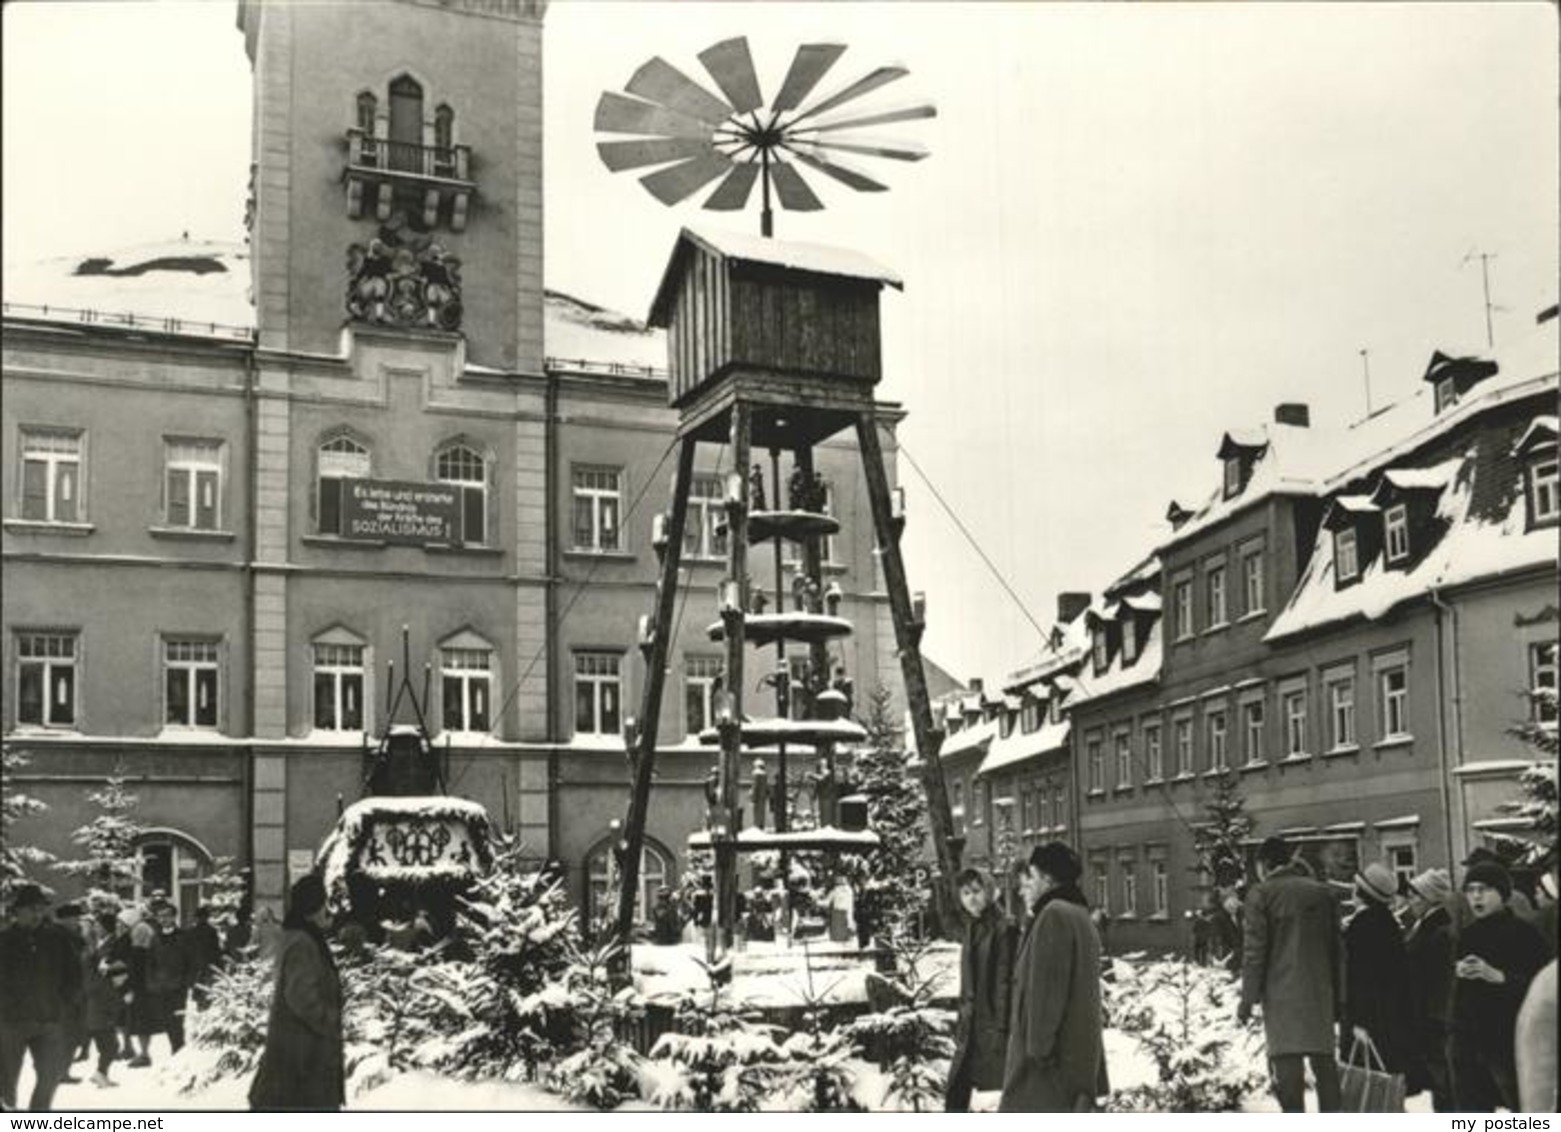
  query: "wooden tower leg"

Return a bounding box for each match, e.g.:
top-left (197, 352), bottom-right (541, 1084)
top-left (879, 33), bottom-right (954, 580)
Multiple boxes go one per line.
top-left (717, 402), bottom-right (754, 953)
top-left (614, 435), bottom-right (697, 955)
top-left (854, 412), bottom-right (961, 934)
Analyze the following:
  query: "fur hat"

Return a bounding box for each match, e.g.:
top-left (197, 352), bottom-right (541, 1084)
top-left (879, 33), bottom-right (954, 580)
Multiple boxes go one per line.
top-left (1354, 863), bottom-right (1398, 905)
top-left (1027, 841), bottom-right (1082, 887)
top-left (1408, 867), bottom-right (1453, 905)
top-left (1463, 860), bottom-right (1513, 901)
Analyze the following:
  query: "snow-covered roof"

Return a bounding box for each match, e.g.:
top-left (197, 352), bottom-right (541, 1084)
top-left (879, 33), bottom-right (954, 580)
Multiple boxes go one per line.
top-left (1068, 618), bottom-right (1164, 706)
top-left (1513, 415), bottom-right (1558, 456)
top-left (939, 716), bottom-right (997, 761)
top-left (1378, 463), bottom-right (1457, 493)
top-left (1122, 591), bottom-right (1162, 613)
top-left (1266, 439), bottom-right (1558, 641)
top-left (1002, 614), bottom-right (1091, 692)
top-left (2, 238), bottom-right (668, 373)
top-left (977, 717), bottom-right (1071, 777)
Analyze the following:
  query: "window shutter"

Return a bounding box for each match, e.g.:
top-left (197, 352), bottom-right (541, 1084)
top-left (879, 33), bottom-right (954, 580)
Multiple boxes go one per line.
top-left (168, 469), bottom-right (191, 527)
top-left (21, 459), bottom-right (48, 520)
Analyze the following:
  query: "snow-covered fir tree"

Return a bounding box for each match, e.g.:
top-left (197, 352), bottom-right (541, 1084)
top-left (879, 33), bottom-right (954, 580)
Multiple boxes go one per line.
top-left (1, 747), bottom-right (53, 900)
top-left (55, 765), bottom-right (143, 902)
top-left (644, 975), bottom-right (785, 1112)
top-left (1190, 769), bottom-right (1255, 888)
top-left (848, 685), bottom-right (930, 941)
top-left (1492, 688), bottom-right (1557, 866)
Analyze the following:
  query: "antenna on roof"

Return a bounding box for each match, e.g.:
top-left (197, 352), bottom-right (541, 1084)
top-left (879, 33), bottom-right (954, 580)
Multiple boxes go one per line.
top-left (1459, 249), bottom-right (1498, 349)
top-left (1358, 348), bottom-right (1373, 418)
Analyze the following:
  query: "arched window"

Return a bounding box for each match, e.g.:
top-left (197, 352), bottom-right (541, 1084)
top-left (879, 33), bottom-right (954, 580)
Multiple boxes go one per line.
top-left (586, 839), bottom-right (670, 931)
top-left (356, 91), bottom-right (378, 135)
top-left (133, 829), bottom-right (215, 925)
top-left (318, 434), bottom-right (370, 536)
top-left (436, 442), bottom-right (487, 545)
top-left (388, 75), bottom-right (424, 172)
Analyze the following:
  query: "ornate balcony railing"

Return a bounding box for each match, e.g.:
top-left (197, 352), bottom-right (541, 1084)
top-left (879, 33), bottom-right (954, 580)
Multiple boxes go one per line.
top-left (344, 128), bottom-right (474, 231)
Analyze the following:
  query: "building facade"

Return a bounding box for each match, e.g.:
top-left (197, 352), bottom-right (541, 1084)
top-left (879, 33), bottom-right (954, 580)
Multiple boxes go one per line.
top-left (2, 0), bottom-right (910, 924)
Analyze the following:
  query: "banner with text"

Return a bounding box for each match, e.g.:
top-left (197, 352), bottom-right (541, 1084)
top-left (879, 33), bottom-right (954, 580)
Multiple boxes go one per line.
top-left (342, 479), bottom-right (460, 545)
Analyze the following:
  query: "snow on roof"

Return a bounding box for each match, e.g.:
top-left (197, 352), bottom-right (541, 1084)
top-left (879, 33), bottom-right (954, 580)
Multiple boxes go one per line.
top-left (3, 238), bottom-right (668, 371)
top-left (1068, 618), bottom-right (1163, 706)
top-left (939, 716), bottom-right (998, 760)
top-left (1513, 415), bottom-right (1558, 456)
top-left (1266, 441), bottom-right (1557, 641)
top-left (1122, 591), bottom-right (1163, 613)
top-left (1106, 554), bottom-right (1161, 595)
top-left (1002, 615), bottom-right (1091, 691)
top-left (1378, 463), bottom-right (1458, 492)
top-left (977, 717), bottom-right (1070, 777)
top-left (1331, 494), bottom-right (1380, 514)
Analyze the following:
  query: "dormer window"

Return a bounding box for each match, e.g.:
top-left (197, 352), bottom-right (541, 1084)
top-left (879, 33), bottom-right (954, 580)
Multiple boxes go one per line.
top-left (1121, 618), bottom-right (1139, 665)
top-left (1216, 432), bottom-right (1268, 500)
top-left (1434, 377), bottom-right (1457, 414)
top-left (1423, 350), bottom-right (1499, 415)
top-left (1335, 528), bottom-right (1359, 582)
top-left (1384, 504), bottom-right (1410, 563)
top-left (1223, 457), bottom-right (1242, 498)
top-left (1022, 698), bottom-right (1043, 734)
top-left (1092, 627), bottom-right (1110, 672)
top-left (1514, 417), bottom-right (1559, 530)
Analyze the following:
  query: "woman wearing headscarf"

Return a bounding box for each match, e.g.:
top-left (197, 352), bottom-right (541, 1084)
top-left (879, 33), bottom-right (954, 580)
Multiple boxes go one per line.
top-left (248, 876), bottom-right (344, 1112)
top-left (1000, 841), bottom-right (1108, 1113)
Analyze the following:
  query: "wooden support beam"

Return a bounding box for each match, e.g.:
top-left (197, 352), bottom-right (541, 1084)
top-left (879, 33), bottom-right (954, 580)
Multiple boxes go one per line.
top-left (717, 401), bottom-right (753, 953)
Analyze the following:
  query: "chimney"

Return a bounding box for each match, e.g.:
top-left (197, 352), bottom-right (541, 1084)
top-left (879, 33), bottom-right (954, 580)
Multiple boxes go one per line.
top-left (1274, 403), bottom-right (1310, 428)
top-left (1056, 592), bottom-right (1091, 624)
top-left (968, 677), bottom-right (984, 694)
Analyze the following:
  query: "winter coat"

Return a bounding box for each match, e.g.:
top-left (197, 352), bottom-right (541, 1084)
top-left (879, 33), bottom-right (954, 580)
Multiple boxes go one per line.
top-left (1450, 907), bottom-right (1547, 1069)
top-left (249, 927), bottom-right (345, 1112)
top-left (1403, 903), bottom-right (1456, 1094)
top-left (145, 927), bottom-right (191, 996)
top-left (1342, 900), bottom-right (1412, 1071)
top-left (83, 935), bottom-right (125, 1032)
top-left (0, 921), bottom-right (82, 1026)
top-left (1241, 862), bottom-right (1343, 1056)
top-left (1515, 960), bottom-right (1557, 1113)
top-left (187, 922), bottom-right (223, 988)
top-left (1000, 887), bottom-right (1109, 1112)
top-left (951, 905), bottom-right (1017, 1092)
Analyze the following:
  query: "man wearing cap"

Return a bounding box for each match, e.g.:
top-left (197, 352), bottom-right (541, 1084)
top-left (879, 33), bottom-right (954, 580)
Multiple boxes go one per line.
top-left (1342, 863), bottom-right (1412, 1075)
top-left (1403, 868), bottom-right (1458, 1110)
top-left (1450, 859), bottom-right (1547, 1111)
top-left (0, 884), bottom-right (83, 1111)
top-left (1238, 836), bottom-right (1344, 1112)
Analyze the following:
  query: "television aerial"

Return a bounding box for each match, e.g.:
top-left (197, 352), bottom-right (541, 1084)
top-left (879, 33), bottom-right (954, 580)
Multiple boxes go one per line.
top-left (594, 37), bottom-right (935, 237)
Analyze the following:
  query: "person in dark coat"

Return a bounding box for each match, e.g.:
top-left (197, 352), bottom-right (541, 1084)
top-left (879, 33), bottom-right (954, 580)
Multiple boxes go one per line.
top-left (140, 901), bottom-right (191, 1059)
top-left (249, 875), bottom-right (345, 1112)
top-left (83, 912), bottom-right (125, 1089)
top-left (1341, 862), bottom-right (1412, 1073)
top-left (1403, 868), bottom-right (1457, 1110)
top-left (224, 900), bottom-right (254, 960)
top-left (1000, 842), bottom-right (1108, 1113)
top-left (185, 906), bottom-right (223, 1011)
top-left (1450, 860), bottom-right (1548, 1112)
top-left (651, 888), bottom-right (682, 946)
top-left (0, 884), bottom-right (82, 1112)
top-left (1238, 836), bottom-right (1343, 1112)
top-left (945, 868), bottom-right (1016, 1112)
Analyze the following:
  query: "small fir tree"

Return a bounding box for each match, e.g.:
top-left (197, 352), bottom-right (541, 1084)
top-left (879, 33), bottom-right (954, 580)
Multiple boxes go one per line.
top-left (55, 765), bottom-right (143, 902)
top-left (1491, 689), bottom-right (1558, 867)
top-left (1190, 769), bottom-right (1255, 889)
top-left (850, 685), bottom-right (931, 941)
top-left (1, 747), bottom-right (54, 900)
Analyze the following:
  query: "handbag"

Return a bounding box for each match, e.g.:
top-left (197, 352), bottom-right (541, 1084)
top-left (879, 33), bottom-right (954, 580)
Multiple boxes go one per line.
top-left (1339, 1033), bottom-right (1407, 1113)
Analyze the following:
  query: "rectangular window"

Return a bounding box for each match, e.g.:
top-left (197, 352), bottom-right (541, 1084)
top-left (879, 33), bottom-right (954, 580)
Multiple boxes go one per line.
top-left (1531, 458), bottom-right (1559, 526)
top-left (164, 639), bottom-right (219, 728)
top-left (1174, 577), bottom-right (1194, 640)
top-left (1115, 729), bottom-right (1133, 789)
top-left (574, 651), bottom-right (622, 736)
top-left (1384, 503), bottom-right (1410, 563)
top-left (1378, 662), bottom-right (1409, 740)
top-left (1328, 673), bottom-right (1357, 749)
top-left (1206, 562), bottom-right (1228, 628)
top-left (1144, 722), bottom-right (1163, 781)
top-left (1283, 686), bottom-right (1308, 756)
top-left (1092, 861), bottom-right (1110, 912)
top-left (312, 643), bottom-right (365, 731)
top-left (1241, 544), bottom-right (1265, 616)
top-left (1224, 457), bottom-right (1243, 498)
top-left (1022, 699), bottom-right (1042, 734)
top-left (1151, 858), bottom-right (1169, 917)
top-left (1386, 840), bottom-right (1418, 890)
top-left (1435, 377), bottom-right (1457, 413)
top-left (1092, 628), bottom-right (1109, 672)
top-left (1242, 698), bottom-right (1265, 764)
top-left (1121, 619), bottom-right (1139, 664)
top-left (164, 439), bottom-right (223, 531)
top-left (972, 779), bottom-right (987, 826)
top-left (1121, 857), bottom-right (1138, 917)
top-left (16, 632), bottom-right (77, 727)
top-left (571, 467), bottom-right (623, 552)
top-left (1087, 735), bottom-right (1105, 794)
top-left (1052, 784), bottom-right (1066, 829)
top-left (683, 474), bottom-right (729, 560)
top-left (441, 647), bottom-right (492, 733)
top-left (435, 446), bottom-right (488, 545)
top-left (317, 437), bottom-right (370, 536)
top-left (1530, 641), bottom-right (1558, 723)
top-left (19, 429), bottom-right (82, 523)
top-left (684, 655), bottom-right (722, 737)
top-left (1335, 528), bottom-right (1360, 582)
top-left (1174, 716), bottom-right (1193, 777)
top-left (1206, 708), bottom-right (1228, 772)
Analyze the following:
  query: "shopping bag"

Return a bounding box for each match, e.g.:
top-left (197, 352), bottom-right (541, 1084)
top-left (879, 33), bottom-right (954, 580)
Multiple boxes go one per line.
top-left (1339, 1033), bottom-right (1407, 1112)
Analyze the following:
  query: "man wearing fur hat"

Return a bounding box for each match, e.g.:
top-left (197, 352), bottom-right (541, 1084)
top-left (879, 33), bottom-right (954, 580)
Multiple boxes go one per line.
top-left (1450, 859), bottom-right (1547, 1111)
top-left (1341, 862), bottom-right (1412, 1074)
top-left (1403, 868), bottom-right (1457, 1110)
top-left (0, 884), bottom-right (82, 1111)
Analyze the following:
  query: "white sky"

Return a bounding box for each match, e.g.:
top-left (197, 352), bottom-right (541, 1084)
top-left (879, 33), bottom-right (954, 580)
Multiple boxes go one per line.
top-left (3, 1), bottom-right (1557, 685)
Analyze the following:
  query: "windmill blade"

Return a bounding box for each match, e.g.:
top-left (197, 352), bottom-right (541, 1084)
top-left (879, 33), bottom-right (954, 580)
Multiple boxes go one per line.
top-left (768, 162), bottom-right (824, 211)
top-left (795, 102), bottom-right (937, 135)
top-left (698, 37), bottom-right (764, 116)
top-left (626, 57), bottom-right (733, 126)
top-left (703, 163), bottom-right (761, 211)
top-left (806, 135), bottom-right (929, 161)
top-left (787, 148), bottom-right (888, 193)
top-left (788, 65), bottom-right (910, 125)
top-left (640, 152), bottom-right (733, 206)
top-left (595, 92), bottom-right (715, 141)
top-left (771, 43), bottom-right (848, 112)
top-left (597, 136), bottom-right (712, 172)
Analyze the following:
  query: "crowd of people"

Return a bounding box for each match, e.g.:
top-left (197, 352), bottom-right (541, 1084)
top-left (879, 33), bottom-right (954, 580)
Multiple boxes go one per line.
top-left (645, 870), bottom-right (866, 949)
top-left (0, 883), bottom-right (270, 1112)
